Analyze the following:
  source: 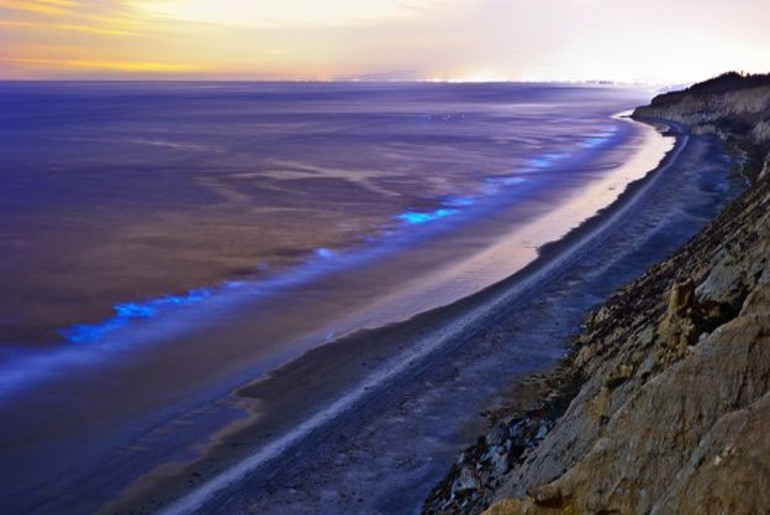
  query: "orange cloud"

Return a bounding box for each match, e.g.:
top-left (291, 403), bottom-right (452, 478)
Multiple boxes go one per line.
top-left (2, 0), bottom-right (769, 82)
top-left (1, 0), bottom-right (80, 16)
top-left (129, 0), bottom-right (470, 28)
top-left (2, 56), bottom-right (203, 72)
top-left (0, 18), bottom-right (135, 35)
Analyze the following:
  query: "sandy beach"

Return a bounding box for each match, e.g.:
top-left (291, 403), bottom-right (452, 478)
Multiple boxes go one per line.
top-left (99, 118), bottom-right (741, 515)
top-left (1, 84), bottom-right (666, 515)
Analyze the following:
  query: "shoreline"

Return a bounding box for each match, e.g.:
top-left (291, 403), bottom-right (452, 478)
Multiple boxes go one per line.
top-left (0, 104), bottom-right (659, 515)
top-left (107, 116), bottom-right (740, 514)
top-left (452, 77), bottom-right (770, 513)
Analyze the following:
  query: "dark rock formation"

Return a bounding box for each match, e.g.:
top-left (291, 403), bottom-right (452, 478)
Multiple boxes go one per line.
top-left (424, 73), bottom-right (770, 515)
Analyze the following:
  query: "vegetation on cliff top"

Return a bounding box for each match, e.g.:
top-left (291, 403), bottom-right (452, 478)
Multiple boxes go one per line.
top-left (651, 71), bottom-right (770, 107)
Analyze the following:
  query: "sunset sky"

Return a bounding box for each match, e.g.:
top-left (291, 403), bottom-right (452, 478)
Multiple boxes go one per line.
top-left (1, 0), bottom-right (768, 82)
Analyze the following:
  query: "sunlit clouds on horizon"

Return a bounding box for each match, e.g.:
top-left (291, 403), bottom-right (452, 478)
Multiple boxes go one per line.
top-left (1, 0), bottom-right (769, 83)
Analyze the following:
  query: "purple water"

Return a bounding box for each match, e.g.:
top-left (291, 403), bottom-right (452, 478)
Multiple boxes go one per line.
top-left (0, 82), bottom-right (661, 513)
top-left (2, 81), bottom-right (646, 346)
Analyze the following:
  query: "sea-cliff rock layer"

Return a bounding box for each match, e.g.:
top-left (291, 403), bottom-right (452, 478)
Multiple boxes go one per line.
top-left (425, 72), bottom-right (770, 514)
top-left (636, 71), bottom-right (770, 178)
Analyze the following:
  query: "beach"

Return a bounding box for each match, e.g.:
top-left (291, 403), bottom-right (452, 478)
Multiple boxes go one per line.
top-left (103, 119), bottom-right (740, 514)
top-left (3, 1), bottom-right (766, 511)
top-left (0, 84), bottom-right (741, 515)
top-left (0, 83), bottom-right (657, 513)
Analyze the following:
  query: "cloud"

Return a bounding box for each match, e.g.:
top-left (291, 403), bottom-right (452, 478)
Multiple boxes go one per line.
top-left (1, 0), bottom-right (768, 81)
top-left (6, 0), bottom-right (73, 14)
top-left (128, 0), bottom-right (469, 28)
top-left (1, 0), bottom-right (144, 36)
top-left (1, 56), bottom-right (203, 72)
top-left (1, 0), bottom-right (81, 16)
top-left (0, 18), bottom-right (136, 35)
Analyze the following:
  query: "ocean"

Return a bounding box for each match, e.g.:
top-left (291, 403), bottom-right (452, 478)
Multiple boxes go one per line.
top-left (0, 81), bottom-right (668, 512)
top-left (1, 81), bottom-right (650, 348)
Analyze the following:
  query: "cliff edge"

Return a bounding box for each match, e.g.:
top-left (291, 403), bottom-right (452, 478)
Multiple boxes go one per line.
top-left (635, 72), bottom-right (770, 180)
top-left (424, 73), bottom-right (770, 514)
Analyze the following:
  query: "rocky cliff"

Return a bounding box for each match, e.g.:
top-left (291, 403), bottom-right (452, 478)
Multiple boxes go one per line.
top-left (424, 73), bottom-right (770, 515)
top-left (635, 72), bottom-right (770, 179)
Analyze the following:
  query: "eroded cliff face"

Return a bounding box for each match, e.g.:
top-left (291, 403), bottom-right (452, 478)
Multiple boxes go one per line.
top-left (635, 72), bottom-right (770, 131)
top-left (424, 74), bottom-right (770, 515)
top-left (635, 72), bottom-right (770, 179)
top-left (484, 175), bottom-right (770, 514)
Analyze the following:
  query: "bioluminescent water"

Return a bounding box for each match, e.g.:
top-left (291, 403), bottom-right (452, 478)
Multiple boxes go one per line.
top-left (2, 81), bottom-right (645, 347)
top-left (0, 82), bottom-right (668, 513)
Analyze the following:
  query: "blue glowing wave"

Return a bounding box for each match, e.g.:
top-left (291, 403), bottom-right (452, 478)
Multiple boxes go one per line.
top-left (56, 124), bottom-right (623, 346)
top-left (443, 196), bottom-right (475, 207)
top-left (581, 127), bottom-right (619, 149)
top-left (486, 176), bottom-right (527, 187)
top-left (397, 208), bottom-right (458, 225)
top-left (396, 196), bottom-right (480, 226)
top-left (314, 248), bottom-right (336, 260)
top-left (0, 119), bottom-right (639, 403)
top-left (62, 288), bottom-right (214, 344)
top-left (528, 152), bottom-right (567, 169)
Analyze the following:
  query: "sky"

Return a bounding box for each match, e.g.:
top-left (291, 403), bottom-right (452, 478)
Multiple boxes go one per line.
top-left (1, 0), bottom-right (768, 82)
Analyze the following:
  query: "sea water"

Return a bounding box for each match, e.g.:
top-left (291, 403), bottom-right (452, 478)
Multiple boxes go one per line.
top-left (1, 81), bottom-right (648, 348)
top-left (0, 82), bottom-right (663, 512)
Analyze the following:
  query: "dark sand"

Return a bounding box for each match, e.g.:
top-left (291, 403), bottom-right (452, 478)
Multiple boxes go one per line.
top-left (102, 120), bottom-right (743, 515)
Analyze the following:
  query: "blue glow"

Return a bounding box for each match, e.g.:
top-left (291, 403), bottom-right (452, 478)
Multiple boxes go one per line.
top-left (62, 288), bottom-right (214, 344)
top-left (581, 136), bottom-right (606, 149)
top-left (397, 208), bottom-right (458, 225)
top-left (315, 248), bottom-right (335, 260)
top-left (487, 176), bottom-right (527, 187)
top-left (52, 124), bottom-right (623, 348)
top-left (529, 152), bottom-right (566, 169)
top-left (115, 304), bottom-right (156, 318)
top-left (581, 127), bottom-right (618, 149)
top-left (443, 196), bottom-right (476, 207)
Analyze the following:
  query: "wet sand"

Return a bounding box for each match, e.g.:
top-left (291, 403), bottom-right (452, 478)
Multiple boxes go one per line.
top-left (105, 121), bottom-right (742, 514)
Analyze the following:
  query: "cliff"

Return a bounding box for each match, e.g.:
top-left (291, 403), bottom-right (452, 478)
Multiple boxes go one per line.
top-left (635, 72), bottom-right (770, 180)
top-left (424, 73), bottom-right (770, 514)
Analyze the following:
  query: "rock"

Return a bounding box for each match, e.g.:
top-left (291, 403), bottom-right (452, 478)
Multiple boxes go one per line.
top-left (653, 391), bottom-right (770, 514)
top-left (760, 152), bottom-right (770, 180)
top-left (453, 467), bottom-right (481, 494)
top-left (479, 79), bottom-right (770, 514)
top-left (751, 120), bottom-right (770, 144)
top-left (696, 253), bottom-right (747, 306)
top-left (656, 279), bottom-right (701, 362)
top-left (486, 422), bottom-right (508, 447)
top-left (604, 363), bottom-right (634, 389)
top-left (633, 73), bottom-right (770, 129)
top-left (489, 448), bottom-right (509, 479)
top-left (527, 484), bottom-right (564, 507)
top-left (740, 281), bottom-right (770, 316)
top-left (692, 123), bottom-right (729, 140)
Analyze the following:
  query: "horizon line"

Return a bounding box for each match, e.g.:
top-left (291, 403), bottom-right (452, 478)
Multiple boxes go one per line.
top-left (0, 77), bottom-right (679, 86)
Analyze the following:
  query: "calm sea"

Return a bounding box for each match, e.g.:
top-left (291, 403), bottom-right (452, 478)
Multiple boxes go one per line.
top-left (1, 81), bottom-right (648, 348)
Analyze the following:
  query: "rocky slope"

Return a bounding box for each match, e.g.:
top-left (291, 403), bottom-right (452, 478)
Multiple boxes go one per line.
top-left (424, 73), bottom-right (770, 514)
